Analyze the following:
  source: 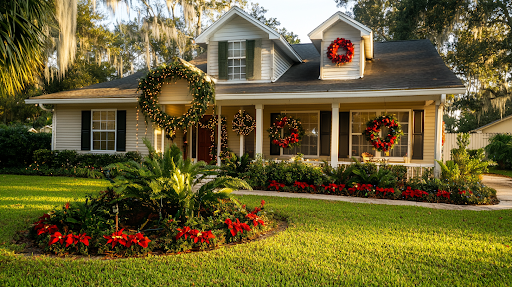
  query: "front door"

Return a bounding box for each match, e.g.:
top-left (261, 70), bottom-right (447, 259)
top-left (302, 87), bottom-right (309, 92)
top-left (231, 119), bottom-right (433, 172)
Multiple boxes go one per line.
top-left (197, 115), bottom-right (212, 163)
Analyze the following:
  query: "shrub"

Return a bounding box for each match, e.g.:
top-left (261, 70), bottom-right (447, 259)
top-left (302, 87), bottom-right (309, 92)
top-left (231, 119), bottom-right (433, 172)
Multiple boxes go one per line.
top-left (0, 125), bottom-right (51, 168)
top-left (485, 133), bottom-right (512, 169)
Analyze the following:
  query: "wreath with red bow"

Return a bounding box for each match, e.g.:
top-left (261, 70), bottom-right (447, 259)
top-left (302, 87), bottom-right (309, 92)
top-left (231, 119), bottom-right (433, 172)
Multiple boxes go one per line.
top-left (364, 115), bottom-right (404, 152)
top-left (267, 114), bottom-right (305, 149)
top-left (327, 38), bottom-right (355, 66)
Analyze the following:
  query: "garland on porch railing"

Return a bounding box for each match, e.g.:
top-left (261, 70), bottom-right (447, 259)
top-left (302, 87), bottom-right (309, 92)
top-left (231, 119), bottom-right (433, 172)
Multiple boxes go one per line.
top-left (199, 115), bottom-right (228, 161)
top-left (137, 57), bottom-right (215, 139)
top-left (267, 114), bottom-right (305, 149)
top-left (364, 114), bottom-right (404, 152)
top-left (232, 110), bottom-right (256, 136)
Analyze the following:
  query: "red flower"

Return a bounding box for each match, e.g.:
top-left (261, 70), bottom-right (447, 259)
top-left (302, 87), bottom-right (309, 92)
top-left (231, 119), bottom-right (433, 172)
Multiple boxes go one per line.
top-left (268, 180), bottom-right (285, 191)
top-left (49, 232), bottom-right (65, 246)
top-left (225, 218), bottom-right (251, 237)
top-left (104, 229), bottom-right (128, 248)
top-left (127, 233), bottom-right (151, 248)
top-left (65, 233), bottom-right (77, 247)
top-left (65, 202), bottom-right (70, 210)
top-left (436, 190), bottom-right (451, 199)
top-left (176, 226), bottom-right (194, 240)
top-left (37, 224), bottom-right (58, 236)
top-left (76, 233), bottom-right (91, 246)
top-left (190, 230), bottom-right (216, 244)
top-left (246, 213), bottom-right (265, 227)
top-left (376, 187), bottom-right (395, 196)
top-left (261, 200), bottom-right (265, 207)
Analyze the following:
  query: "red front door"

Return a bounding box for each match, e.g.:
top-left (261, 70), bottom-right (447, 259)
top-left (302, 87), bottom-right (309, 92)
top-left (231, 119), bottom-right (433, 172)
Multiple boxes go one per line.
top-left (197, 116), bottom-right (212, 163)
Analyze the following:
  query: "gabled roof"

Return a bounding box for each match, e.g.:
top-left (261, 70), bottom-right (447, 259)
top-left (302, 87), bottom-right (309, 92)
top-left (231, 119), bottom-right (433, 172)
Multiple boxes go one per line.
top-left (308, 11), bottom-right (373, 59)
top-left (27, 39), bottom-right (466, 104)
top-left (472, 114), bottom-right (512, 132)
top-left (195, 6), bottom-right (302, 63)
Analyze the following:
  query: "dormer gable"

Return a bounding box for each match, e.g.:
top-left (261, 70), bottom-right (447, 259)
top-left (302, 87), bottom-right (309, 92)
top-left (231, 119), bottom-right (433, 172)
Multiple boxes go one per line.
top-left (308, 12), bottom-right (373, 80)
top-left (195, 6), bottom-right (302, 83)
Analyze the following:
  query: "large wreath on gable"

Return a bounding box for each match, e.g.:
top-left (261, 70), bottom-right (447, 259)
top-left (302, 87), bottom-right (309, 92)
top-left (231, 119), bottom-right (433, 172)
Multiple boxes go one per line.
top-left (138, 57), bottom-right (215, 138)
top-left (364, 115), bottom-right (404, 152)
top-left (232, 110), bottom-right (256, 136)
top-left (327, 38), bottom-right (355, 66)
top-left (267, 114), bottom-right (305, 149)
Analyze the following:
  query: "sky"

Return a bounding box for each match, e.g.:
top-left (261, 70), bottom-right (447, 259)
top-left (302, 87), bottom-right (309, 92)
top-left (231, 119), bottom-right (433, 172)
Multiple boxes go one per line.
top-left (248, 0), bottom-right (350, 43)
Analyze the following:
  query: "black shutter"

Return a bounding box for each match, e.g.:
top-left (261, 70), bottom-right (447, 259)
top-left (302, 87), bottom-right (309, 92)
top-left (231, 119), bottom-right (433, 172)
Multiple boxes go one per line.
top-left (246, 40), bottom-right (255, 79)
top-left (339, 112), bottom-right (350, 158)
top-left (218, 41), bottom-right (228, 80)
top-left (320, 111), bottom-right (331, 156)
top-left (270, 113), bottom-right (280, 155)
top-left (116, 110), bottom-right (126, 152)
top-left (81, 111), bottom-right (91, 151)
top-left (412, 110), bottom-right (424, 159)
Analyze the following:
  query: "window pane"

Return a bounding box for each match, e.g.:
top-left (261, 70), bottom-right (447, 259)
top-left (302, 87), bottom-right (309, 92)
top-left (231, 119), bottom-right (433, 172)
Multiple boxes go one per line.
top-left (228, 49), bottom-right (234, 57)
top-left (92, 122), bottom-right (100, 130)
top-left (101, 122), bottom-right (107, 130)
top-left (107, 141), bottom-right (115, 150)
top-left (93, 112), bottom-right (100, 120)
top-left (108, 132), bottom-right (115, 141)
top-left (234, 42), bottom-right (240, 49)
top-left (228, 42), bottom-right (233, 49)
top-left (234, 50), bottom-right (240, 57)
top-left (241, 41), bottom-right (246, 49)
top-left (107, 122), bottom-right (115, 130)
top-left (101, 111), bottom-right (107, 120)
top-left (107, 111), bottom-right (115, 120)
top-left (241, 59), bottom-right (246, 66)
top-left (234, 67), bottom-right (240, 75)
top-left (101, 141), bottom-right (106, 150)
top-left (93, 141), bottom-right (100, 150)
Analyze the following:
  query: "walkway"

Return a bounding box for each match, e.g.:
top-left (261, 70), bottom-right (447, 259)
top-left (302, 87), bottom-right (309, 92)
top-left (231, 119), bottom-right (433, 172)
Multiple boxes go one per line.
top-left (232, 174), bottom-right (512, 211)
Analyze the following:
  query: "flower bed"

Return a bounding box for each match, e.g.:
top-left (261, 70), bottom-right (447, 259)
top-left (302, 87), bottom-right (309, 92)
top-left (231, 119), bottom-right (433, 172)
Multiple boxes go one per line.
top-left (29, 195), bottom-right (276, 257)
top-left (238, 157), bottom-right (497, 205)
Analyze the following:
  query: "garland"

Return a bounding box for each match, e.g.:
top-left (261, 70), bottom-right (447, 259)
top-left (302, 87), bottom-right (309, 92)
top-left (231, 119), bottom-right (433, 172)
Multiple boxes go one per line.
top-left (199, 115), bottom-right (228, 161)
top-left (267, 114), bottom-right (305, 149)
top-left (327, 38), bottom-right (354, 66)
top-left (232, 110), bottom-right (256, 136)
top-left (364, 115), bottom-right (404, 152)
top-left (138, 57), bottom-right (215, 138)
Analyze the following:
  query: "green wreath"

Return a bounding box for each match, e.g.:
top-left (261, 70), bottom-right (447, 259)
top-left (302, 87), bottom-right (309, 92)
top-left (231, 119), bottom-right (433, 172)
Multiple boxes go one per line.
top-left (138, 57), bottom-right (215, 138)
top-left (267, 114), bottom-right (305, 149)
top-left (232, 110), bottom-right (255, 136)
top-left (364, 115), bottom-right (404, 152)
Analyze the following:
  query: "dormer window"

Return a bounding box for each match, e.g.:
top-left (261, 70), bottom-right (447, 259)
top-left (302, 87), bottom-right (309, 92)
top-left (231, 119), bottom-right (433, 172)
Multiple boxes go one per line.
top-left (228, 41), bottom-right (246, 80)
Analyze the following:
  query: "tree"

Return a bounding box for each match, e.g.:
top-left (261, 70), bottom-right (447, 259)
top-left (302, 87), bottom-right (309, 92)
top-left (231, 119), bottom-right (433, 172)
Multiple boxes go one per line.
top-left (0, 0), bottom-right (54, 96)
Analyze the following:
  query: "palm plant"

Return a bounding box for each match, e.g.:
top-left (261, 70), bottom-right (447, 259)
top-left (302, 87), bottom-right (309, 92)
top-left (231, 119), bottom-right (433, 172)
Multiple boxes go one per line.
top-left (108, 139), bottom-right (251, 222)
top-left (1, 0), bottom-right (54, 96)
top-left (485, 133), bottom-right (512, 169)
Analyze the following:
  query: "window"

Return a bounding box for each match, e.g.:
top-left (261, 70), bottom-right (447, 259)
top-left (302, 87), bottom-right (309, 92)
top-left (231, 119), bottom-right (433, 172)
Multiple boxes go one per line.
top-left (92, 110), bottom-right (116, 151)
top-left (351, 110), bottom-right (410, 158)
top-left (282, 112), bottom-right (319, 156)
top-left (228, 41), bottom-right (246, 80)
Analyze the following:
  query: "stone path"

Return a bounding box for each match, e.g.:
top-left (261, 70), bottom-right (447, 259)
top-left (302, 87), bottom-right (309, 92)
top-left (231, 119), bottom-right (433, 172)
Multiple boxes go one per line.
top-left (232, 174), bottom-right (512, 211)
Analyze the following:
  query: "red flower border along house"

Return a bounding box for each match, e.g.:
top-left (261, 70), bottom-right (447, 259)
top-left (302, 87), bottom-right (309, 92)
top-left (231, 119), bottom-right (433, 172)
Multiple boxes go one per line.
top-left (26, 7), bottom-right (466, 176)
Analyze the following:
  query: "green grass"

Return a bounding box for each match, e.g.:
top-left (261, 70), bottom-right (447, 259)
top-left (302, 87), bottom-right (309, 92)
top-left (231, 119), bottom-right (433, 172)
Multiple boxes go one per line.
top-left (1, 175), bottom-right (512, 286)
top-left (488, 166), bottom-right (512, 178)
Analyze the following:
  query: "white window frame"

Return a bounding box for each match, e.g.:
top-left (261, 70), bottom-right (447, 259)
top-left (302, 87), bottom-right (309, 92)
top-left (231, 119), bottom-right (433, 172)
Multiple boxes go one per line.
top-left (280, 110), bottom-right (320, 158)
top-left (227, 40), bottom-right (246, 81)
top-left (91, 109), bottom-right (117, 152)
top-left (349, 109), bottom-right (412, 159)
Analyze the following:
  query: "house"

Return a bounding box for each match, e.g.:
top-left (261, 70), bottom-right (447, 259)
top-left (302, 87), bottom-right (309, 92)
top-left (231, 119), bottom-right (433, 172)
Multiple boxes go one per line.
top-left (471, 114), bottom-right (512, 134)
top-left (25, 7), bottom-right (466, 176)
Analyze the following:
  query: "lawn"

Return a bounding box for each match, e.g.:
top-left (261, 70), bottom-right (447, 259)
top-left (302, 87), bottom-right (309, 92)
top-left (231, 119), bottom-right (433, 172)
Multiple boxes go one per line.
top-left (488, 166), bottom-right (512, 178)
top-left (1, 175), bottom-right (511, 286)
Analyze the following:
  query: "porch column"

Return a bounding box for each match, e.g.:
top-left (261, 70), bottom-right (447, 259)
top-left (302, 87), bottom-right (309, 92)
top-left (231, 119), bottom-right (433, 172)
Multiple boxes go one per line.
top-left (255, 104), bottom-right (264, 157)
top-left (161, 105), bottom-right (166, 152)
top-left (240, 135), bottom-right (245, 157)
top-left (217, 105), bottom-right (222, 166)
top-left (330, 103), bottom-right (339, 167)
top-left (434, 96), bottom-right (445, 178)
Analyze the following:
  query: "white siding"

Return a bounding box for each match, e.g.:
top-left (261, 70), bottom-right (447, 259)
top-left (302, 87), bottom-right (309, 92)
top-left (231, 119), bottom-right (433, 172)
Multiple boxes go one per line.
top-left (261, 40), bottom-right (272, 80)
top-left (321, 21), bottom-right (361, 80)
top-left (54, 104), bottom-right (154, 155)
top-left (159, 80), bottom-right (192, 103)
top-left (273, 46), bottom-right (293, 81)
top-left (210, 16), bottom-right (269, 42)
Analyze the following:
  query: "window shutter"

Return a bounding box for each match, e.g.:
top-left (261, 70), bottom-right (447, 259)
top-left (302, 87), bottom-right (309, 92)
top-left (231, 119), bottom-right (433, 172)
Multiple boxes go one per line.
top-left (246, 40), bottom-right (255, 80)
top-left (339, 112), bottom-right (350, 158)
top-left (116, 110), bottom-right (126, 152)
top-left (320, 111), bottom-right (331, 156)
top-left (81, 111), bottom-right (91, 151)
top-left (270, 113), bottom-right (280, 155)
top-left (218, 41), bottom-right (228, 80)
top-left (412, 110), bottom-right (424, 159)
